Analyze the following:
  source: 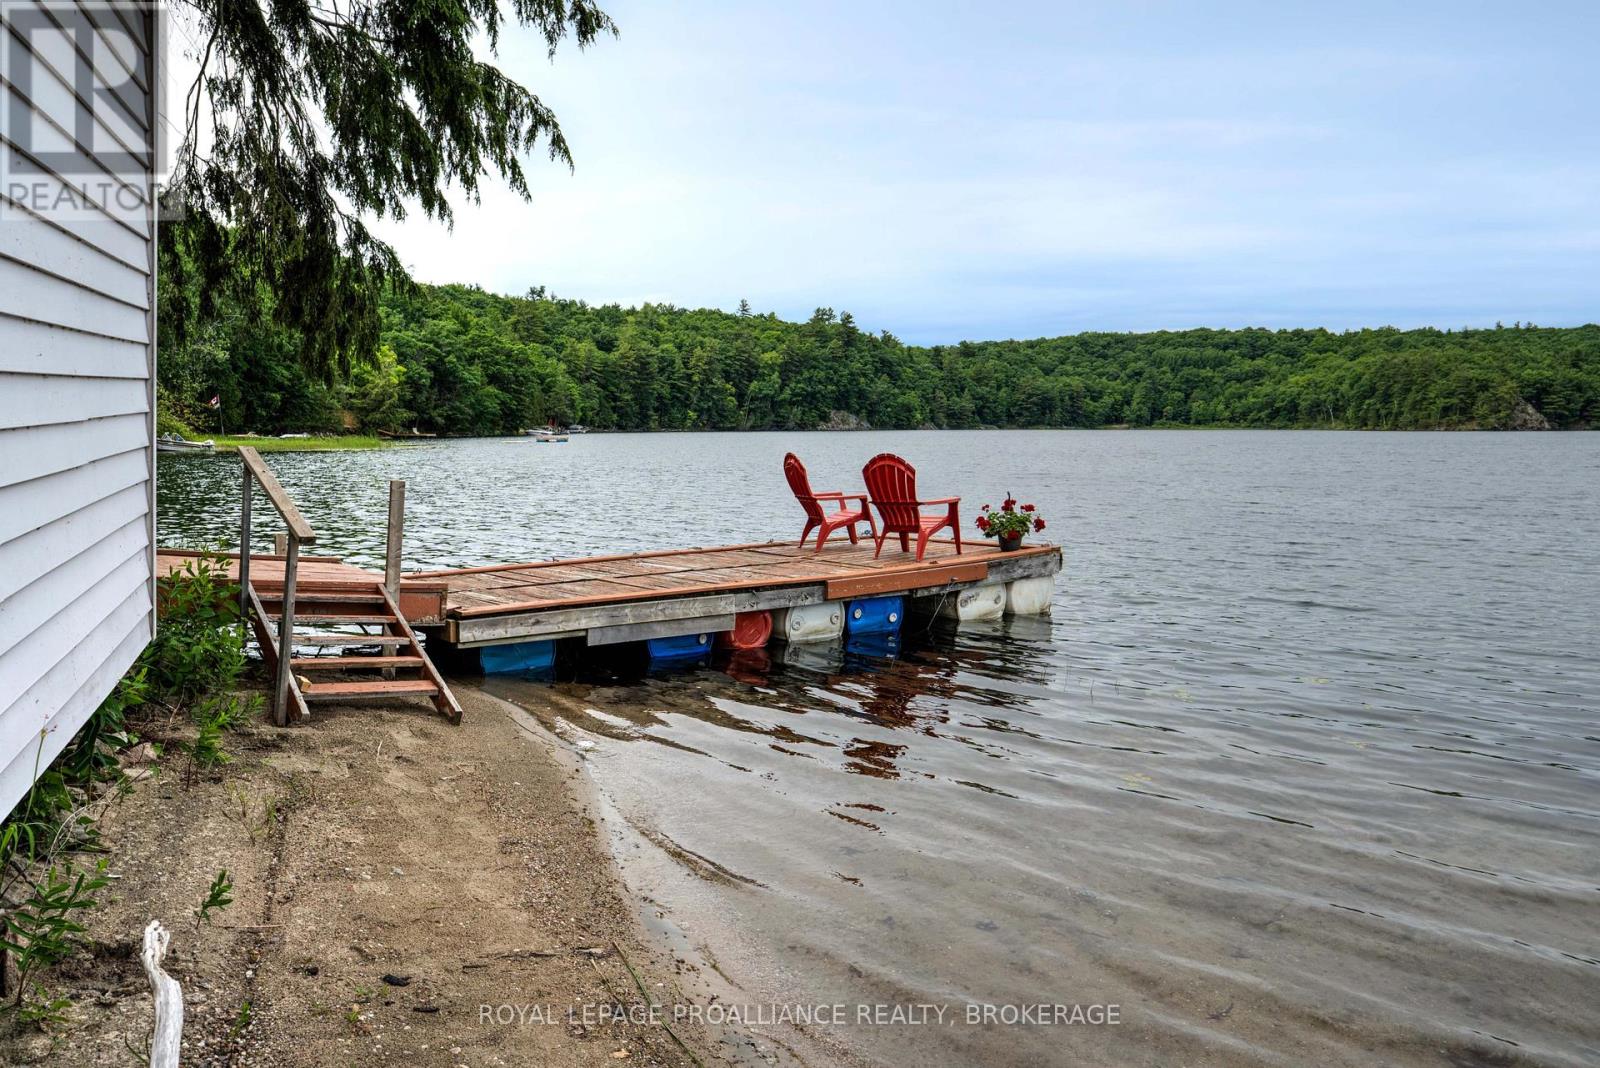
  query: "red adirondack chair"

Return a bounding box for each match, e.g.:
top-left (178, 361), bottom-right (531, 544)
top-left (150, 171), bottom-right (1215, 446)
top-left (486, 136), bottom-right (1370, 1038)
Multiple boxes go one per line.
top-left (784, 452), bottom-right (875, 552)
top-left (861, 453), bottom-right (961, 562)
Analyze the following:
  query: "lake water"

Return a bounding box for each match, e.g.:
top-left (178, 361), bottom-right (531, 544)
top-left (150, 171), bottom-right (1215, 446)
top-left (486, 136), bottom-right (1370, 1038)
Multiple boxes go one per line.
top-left (158, 430), bottom-right (1600, 1067)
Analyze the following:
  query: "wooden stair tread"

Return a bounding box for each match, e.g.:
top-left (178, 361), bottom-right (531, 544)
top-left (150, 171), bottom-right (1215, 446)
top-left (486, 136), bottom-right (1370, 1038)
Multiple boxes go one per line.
top-left (299, 679), bottom-right (440, 700)
top-left (258, 591), bottom-right (387, 604)
top-left (290, 634), bottom-right (409, 646)
top-left (290, 656), bottom-right (424, 671)
top-left (271, 614), bottom-right (396, 625)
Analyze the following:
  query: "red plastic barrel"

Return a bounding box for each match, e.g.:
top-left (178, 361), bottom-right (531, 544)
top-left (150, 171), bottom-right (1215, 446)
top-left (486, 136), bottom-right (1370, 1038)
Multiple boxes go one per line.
top-left (718, 610), bottom-right (773, 650)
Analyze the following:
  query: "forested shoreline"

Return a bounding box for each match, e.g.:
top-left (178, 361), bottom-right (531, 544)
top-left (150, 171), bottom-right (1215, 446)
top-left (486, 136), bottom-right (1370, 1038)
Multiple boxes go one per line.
top-left (157, 282), bottom-right (1600, 437)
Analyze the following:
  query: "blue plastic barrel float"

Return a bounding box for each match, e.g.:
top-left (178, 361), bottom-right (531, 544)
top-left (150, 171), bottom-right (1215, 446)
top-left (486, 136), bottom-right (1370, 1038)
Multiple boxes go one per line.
top-left (478, 639), bottom-right (556, 677)
top-left (646, 630), bottom-right (713, 666)
top-left (845, 595), bottom-right (904, 636)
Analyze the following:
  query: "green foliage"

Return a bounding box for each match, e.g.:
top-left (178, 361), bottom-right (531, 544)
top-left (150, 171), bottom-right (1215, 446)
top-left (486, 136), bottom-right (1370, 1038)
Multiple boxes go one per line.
top-left (147, 558), bottom-right (245, 706)
top-left (195, 870), bottom-right (235, 928)
top-left (0, 861), bottom-right (110, 1006)
top-left (154, 385), bottom-right (199, 438)
top-left (345, 344), bottom-right (412, 431)
top-left (58, 670), bottom-right (145, 786)
top-left (187, 716), bottom-right (230, 773)
top-left (161, 282), bottom-right (1600, 436)
top-left (15, 986), bottom-right (71, 1028)
top-left (161, 0), bottom-right (616, 381)
top-left (0, 556), bottom-right (257, 1016)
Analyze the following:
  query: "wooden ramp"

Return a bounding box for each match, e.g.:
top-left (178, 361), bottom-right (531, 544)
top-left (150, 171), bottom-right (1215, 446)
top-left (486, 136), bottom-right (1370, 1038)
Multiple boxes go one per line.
top-left (408, 538), bottom-right (1062, 648)
top-left (158, 551), bottom-right (461, 723)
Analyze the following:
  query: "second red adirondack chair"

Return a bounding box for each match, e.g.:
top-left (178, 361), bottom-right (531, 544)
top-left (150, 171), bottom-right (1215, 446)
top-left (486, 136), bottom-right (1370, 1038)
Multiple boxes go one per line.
top-left (862, 453), bottom-right (961, 561)
top-left (784, 453), bottom-right (875, 552)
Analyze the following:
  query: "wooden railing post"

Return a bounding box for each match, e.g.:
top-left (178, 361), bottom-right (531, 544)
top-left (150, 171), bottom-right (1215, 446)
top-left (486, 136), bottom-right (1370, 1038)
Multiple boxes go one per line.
top-left (273, 533), bottom-right (287, 556)
top-left (237, 445), bottom-right (317, 727)
top-left (238, 466), bottom-right (252, 622)
top-left (273, 537), bottom-right (300, 727)
top-left (383, 481), bottom-right (406, 682)
top-left (385, 480), bottom-right (405, 601)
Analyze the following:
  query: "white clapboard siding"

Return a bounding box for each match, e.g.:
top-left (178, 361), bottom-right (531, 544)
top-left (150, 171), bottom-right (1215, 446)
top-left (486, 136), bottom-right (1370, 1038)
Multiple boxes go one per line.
top-left (0, 2), bottom-right (156, 819)
top-left (0, 207), bottom-right (151, 306)
top-left (0, 447), bottom-right (148, 545)
top-left (0, 258), bottom-right (150, 340)
top-left (10, 3), bottom-right (150, 153)
top-left (0, 373), bottom-right (148, 430)
top-left (16, 0), bottom-right (149, 134)
top-left (0, 313), bottom-right (149, 377)
top-left (6, 28), bottom-right (146, 167)
top-left (0, 482), bottom-right (148, 602)
top-left (0, 141), bottom-right (148, 268)
top-left (74, 0), bottom-right (150, 87)
top-left (0, 516), bottom-right (147, 657)
top-left (0, 413), bottom-right (149, 487)
top-left (0, 604), bottom-right (150, 811)
top-left (0, 548), bottom-right (148, 737)
top-left (0, 131), bottom-right (150, 238)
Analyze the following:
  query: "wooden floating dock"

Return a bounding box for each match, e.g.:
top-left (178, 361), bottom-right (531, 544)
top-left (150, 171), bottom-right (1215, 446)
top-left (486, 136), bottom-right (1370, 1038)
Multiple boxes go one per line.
top-left (159, 537), bottom-right (1060, 681)
top-left (406, 539), bottom-right (1061, 648)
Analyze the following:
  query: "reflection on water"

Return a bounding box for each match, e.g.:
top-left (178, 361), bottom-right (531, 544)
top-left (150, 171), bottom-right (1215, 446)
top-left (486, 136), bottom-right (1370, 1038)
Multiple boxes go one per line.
top-left (161, 431), bottom-right (1600, 1067)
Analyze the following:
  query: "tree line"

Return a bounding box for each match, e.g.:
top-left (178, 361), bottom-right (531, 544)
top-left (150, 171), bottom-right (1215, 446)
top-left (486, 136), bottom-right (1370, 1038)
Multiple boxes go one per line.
top-left (158, 282), bottom-right (1600, 436)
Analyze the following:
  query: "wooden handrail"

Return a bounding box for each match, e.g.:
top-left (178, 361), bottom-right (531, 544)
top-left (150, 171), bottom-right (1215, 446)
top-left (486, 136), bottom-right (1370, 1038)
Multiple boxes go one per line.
top-left (237, 446), bottom-right (316, 727)
top-left (238, 447), bottom-right (316, 544)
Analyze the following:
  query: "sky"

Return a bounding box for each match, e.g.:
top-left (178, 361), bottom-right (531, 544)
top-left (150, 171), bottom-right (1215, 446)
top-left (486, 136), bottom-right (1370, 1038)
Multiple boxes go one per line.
top-left (364, 0), bottom-right (1600, 345)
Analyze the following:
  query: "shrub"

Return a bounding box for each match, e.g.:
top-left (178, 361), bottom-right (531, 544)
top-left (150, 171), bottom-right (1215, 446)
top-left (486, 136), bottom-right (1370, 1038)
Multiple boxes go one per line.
top-left (146, 557), bottom-right (245, 706)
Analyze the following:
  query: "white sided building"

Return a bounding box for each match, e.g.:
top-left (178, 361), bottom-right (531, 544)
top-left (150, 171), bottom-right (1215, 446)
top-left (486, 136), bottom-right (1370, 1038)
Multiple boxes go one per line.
top-left (0, 1), bottom-right (160, 815)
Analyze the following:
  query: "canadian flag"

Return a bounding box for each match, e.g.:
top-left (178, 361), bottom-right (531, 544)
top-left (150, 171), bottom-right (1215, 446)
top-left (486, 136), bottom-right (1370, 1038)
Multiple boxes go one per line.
top-left (208, 395), bottom-right (220, 408)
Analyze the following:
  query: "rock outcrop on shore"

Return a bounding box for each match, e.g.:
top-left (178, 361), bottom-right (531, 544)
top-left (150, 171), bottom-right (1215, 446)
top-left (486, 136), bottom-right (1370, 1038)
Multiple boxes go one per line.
top-left (817, 410), bottom-right (871, 431)
top-left (1507, 398), bottom-right (1551, 430)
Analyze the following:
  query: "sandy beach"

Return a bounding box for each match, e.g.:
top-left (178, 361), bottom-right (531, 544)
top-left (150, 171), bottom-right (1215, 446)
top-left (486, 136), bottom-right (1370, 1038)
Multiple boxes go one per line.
top-left (0, 687), bottom-right (717, 1067)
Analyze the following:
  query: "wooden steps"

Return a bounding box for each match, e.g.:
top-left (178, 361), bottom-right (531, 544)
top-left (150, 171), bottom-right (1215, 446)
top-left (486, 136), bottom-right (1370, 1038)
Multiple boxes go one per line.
top-left (289, 614), bottom-right (396, 626)
top-left (299, 679), bottom-right (441, 701)
top-left (250, 577), bottom-right (461, 724)
top-left (291, 656), bottom-right (424, 671)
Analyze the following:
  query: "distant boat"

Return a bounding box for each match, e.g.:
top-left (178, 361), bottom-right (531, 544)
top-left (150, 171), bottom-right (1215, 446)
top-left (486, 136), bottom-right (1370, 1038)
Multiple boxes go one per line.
top-left (566, 424), bottom-right (589, 434)
top-left (524, 428), bottom-right (569, 443)
top-left (157, 434), bottom-right (214, 453)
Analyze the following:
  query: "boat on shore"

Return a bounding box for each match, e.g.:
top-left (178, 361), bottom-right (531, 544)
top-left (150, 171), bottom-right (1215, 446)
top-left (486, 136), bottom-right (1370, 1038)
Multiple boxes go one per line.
top-left (156, 434), bottom-right (215, 453)
top-left (523, 427), bottom-right (569, 442)
top-left (377, 428), bottom-right (438, 440)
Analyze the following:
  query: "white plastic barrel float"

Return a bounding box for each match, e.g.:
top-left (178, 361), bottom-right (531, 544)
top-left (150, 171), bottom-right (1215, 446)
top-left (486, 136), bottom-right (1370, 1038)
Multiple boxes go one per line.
top-left (772, 602), bottom-right (845, 643)
top-left (938, 582), bottom-right (1006, 622)
top-left (1005, 575), bottom-right (1055, 615)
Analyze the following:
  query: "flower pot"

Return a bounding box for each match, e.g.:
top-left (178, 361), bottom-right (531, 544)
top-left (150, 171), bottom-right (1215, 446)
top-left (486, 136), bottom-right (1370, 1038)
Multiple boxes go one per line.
top-left (997, 532), bottom-right (1023, 552)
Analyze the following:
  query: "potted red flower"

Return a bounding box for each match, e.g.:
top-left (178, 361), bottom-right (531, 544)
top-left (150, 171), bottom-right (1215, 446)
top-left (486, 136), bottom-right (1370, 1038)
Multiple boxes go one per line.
top-left (974, 495), bottom-right (1046, 551)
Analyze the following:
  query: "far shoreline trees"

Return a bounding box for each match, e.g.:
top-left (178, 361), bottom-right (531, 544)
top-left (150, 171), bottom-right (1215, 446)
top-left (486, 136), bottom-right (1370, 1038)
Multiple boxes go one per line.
top-left (158, 284), bottom-right (1599, 436)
